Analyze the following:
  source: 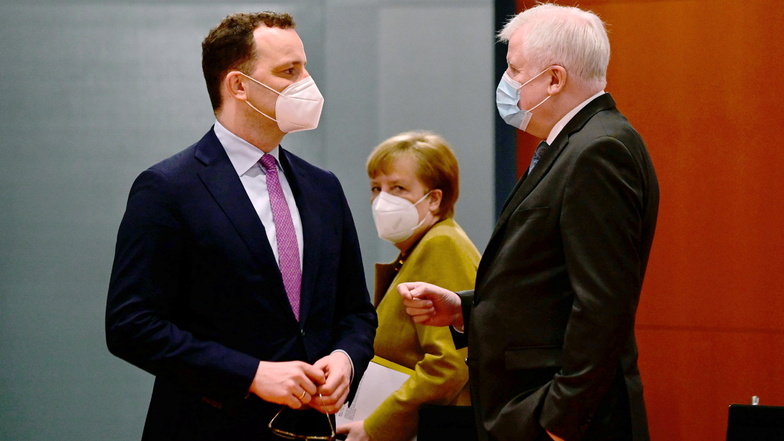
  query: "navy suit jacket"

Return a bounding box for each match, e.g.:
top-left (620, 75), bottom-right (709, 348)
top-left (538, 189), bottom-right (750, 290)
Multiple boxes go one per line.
top-left (106, 128), bottom-right (377, 440)
top-left (460, 94), bottom-right (658, 441)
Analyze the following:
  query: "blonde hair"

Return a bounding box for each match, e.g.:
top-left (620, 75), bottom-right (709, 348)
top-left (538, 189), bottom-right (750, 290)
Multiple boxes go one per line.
top-left (367, 131), bottom-right (460, 219)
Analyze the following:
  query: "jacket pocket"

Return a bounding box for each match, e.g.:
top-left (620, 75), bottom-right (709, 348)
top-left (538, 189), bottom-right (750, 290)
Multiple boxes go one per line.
top-left (504, 345), bottom-right (562, 370)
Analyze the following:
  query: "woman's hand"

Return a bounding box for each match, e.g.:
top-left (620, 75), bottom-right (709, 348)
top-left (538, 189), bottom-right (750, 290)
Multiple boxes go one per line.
top-left (336, 420), bottom-right (372, 441)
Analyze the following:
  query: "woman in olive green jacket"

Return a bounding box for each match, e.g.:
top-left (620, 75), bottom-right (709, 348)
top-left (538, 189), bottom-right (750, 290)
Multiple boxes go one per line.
top-left (337, 131), bottom-right (480, 441)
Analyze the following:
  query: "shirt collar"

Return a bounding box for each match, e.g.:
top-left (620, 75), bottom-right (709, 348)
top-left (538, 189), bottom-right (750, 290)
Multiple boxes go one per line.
top-left (213, 119), bottom-right (281, 176)
top-left (546, 90), bottom-right (606, 145)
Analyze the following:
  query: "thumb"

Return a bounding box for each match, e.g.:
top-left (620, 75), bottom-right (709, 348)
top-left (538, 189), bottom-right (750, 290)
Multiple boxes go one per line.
top-left (396, 281), bottom-right (421, 299)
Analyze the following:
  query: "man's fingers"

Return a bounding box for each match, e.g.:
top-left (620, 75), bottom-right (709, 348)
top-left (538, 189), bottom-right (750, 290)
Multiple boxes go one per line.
top-left (298, 388), bottom-right (311, 402)
top-left (397, 281), bottom-right (425, 299)
top-left (315, 389), bottom-right (348, 414)
top-left (403, 295), bottom-right (434, 316)
top-left (286, 394), bottom-right (304, 409)
top-left (397, 282), bottom-right (413, 299)
top-left (314, 376), bottom-right (349, 413)
top-left (402, 296), bottom-right (432, 308)
top-left (301, 363), bottom-right (327, 386)
top-left (411, 314), bottom-right (432, 324)
top-left (317, 372), bottom-right (347, 398)
top-left (405, 306), bottom-right (432, 318)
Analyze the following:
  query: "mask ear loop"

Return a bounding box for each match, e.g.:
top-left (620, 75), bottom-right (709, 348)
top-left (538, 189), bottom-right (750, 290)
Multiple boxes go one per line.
top-left (244, 100), bottom-right (278, 123)
top-left (519, 67), bottom-right (551, 88)
top-left (521, 67), bottom-right (553, 112)
top-left (527, 94), bottom-right (551, 112)
top-left (235, 71), bottom-right (281, 123)
top-left (236, 71), bottom-right (282, 96)
top-left (413, 190), bottom-right (433, 206)
top-left (410, 190), bottom-right (435, 232)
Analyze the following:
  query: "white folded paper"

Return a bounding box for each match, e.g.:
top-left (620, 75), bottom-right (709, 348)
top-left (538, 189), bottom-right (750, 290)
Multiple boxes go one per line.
top-left (335, 356), bottom-right (413, 426)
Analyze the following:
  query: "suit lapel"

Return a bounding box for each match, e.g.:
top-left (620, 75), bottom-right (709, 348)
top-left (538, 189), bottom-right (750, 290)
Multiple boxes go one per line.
top-left (194, 129), bottom-right (293, 315)
top-left (478, 94), bottom-right (617, 284)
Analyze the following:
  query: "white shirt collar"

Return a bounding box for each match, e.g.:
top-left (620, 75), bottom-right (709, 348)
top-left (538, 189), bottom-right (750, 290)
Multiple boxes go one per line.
top-left (213, 119), bottom-right (281, 176)
top-left (546, 90), bottom-right (606, 145)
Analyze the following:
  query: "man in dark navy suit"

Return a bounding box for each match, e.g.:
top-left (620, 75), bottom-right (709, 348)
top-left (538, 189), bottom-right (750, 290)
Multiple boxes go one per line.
top-left (106, 11), bottom-right (376, 440)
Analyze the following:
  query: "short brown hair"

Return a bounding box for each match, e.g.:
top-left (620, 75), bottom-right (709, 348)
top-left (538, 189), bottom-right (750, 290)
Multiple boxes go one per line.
top-left (201, 12), bottom-right (296, 112)
top-left (367, 131), bottom-right (460, 220)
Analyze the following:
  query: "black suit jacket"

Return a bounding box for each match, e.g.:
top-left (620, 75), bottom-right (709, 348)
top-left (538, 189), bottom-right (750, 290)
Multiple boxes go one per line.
top-left (460, 94), bottom-right (658, 441)
top-left (106, 128), bottom-right (377, 440)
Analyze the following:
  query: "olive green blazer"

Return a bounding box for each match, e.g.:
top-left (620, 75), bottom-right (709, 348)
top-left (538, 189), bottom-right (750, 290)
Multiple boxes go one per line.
top-left (365, 218), bottom-right (480, 441)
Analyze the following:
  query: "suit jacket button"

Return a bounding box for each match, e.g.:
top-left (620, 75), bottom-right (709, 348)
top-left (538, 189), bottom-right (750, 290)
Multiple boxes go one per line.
top-left (300, 329), bottom-right (306, 337)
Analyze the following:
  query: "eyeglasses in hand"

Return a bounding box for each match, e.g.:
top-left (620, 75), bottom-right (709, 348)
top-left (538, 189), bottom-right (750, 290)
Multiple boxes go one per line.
top-left (268, 394), bottom-right (337, 441)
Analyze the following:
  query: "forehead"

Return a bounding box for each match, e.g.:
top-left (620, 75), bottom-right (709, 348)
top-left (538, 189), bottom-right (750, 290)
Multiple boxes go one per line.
top-left (372, 155), bottom-right (421, 181)
top-left (252, 26), bottom-right (307, 67)
top-left (506, 27), bottom-right (528, 69)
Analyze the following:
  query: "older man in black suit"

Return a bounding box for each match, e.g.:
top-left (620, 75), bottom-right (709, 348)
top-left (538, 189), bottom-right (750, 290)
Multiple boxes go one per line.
top-left (399, 4), bottom-right (658, 441)
top-left (106, 12), bottom-right (376, 440)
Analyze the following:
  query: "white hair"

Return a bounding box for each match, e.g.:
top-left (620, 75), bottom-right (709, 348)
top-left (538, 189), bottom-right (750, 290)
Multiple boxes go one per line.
top-left (497, 3), bottom-right (610, 91)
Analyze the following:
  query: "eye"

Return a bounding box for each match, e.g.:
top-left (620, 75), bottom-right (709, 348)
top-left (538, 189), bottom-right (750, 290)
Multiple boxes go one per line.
top-left (279, 65), bottom-right (299, 76)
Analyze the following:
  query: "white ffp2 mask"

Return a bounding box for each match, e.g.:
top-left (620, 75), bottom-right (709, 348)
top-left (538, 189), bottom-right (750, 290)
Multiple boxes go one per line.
top-left (371, 191), bottom-right (431, 244)
top-left (240, 73), bottom-right (325, 133)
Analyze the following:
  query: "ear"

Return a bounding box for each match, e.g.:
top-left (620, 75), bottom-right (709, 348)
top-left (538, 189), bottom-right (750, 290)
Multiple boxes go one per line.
top-left (427, 189), bottom-right (443, 214)
top-left (546, 65), bottom-right (568, 95)
top-left (225, 71), bottom-right (249, 101)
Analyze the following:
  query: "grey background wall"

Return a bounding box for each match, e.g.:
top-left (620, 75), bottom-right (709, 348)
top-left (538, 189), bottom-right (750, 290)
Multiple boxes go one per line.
top-left (0, 0), bottom-right (494, 439)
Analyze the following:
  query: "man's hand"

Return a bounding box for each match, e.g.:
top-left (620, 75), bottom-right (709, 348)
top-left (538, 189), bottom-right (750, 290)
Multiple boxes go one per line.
top-left (397, 282), bottom-right (463, 328)
top-left (249, 360), bottom-right (325, 409)
top-left (336, 420), bottom-right (372, 441)
top-left (311, 352), bottom-right (352, 414)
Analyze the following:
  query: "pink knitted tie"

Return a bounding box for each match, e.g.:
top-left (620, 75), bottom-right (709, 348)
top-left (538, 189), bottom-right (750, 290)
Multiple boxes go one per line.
top-left (260, 154), bottom-right (301, 320)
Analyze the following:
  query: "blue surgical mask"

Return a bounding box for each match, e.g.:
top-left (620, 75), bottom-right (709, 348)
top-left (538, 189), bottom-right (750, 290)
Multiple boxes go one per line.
top-left (496, 69), bottom-right (551, 132)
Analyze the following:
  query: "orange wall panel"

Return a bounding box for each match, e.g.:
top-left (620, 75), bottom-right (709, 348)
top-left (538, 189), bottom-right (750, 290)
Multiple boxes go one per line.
top-left (510, 1), bottom-right (784, 439)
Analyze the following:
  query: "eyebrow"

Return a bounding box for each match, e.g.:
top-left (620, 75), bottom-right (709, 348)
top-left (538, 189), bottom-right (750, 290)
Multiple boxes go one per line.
top-left (371, 177), bottom-right (407, 185)
top-left (269, 60), bottom-right (303, 74)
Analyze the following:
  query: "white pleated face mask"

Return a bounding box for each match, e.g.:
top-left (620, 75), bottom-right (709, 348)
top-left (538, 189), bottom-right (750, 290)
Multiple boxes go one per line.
top-left (239, 72), bottom-right (325, 133)
top-left (371, 191), bottom-right (431, 244)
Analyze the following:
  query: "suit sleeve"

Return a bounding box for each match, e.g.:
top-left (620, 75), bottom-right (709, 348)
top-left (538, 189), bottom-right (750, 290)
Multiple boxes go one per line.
top-left (540, 136), bottom-right (646, 439)
top-left (105, 168), bottom-right (259, 400)
top-left (364, 233), bottom-right (476, 441)
top-left (454, 289), bottom-right (475, 348)
top-left (327, 173), bottom-right (378, 398)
